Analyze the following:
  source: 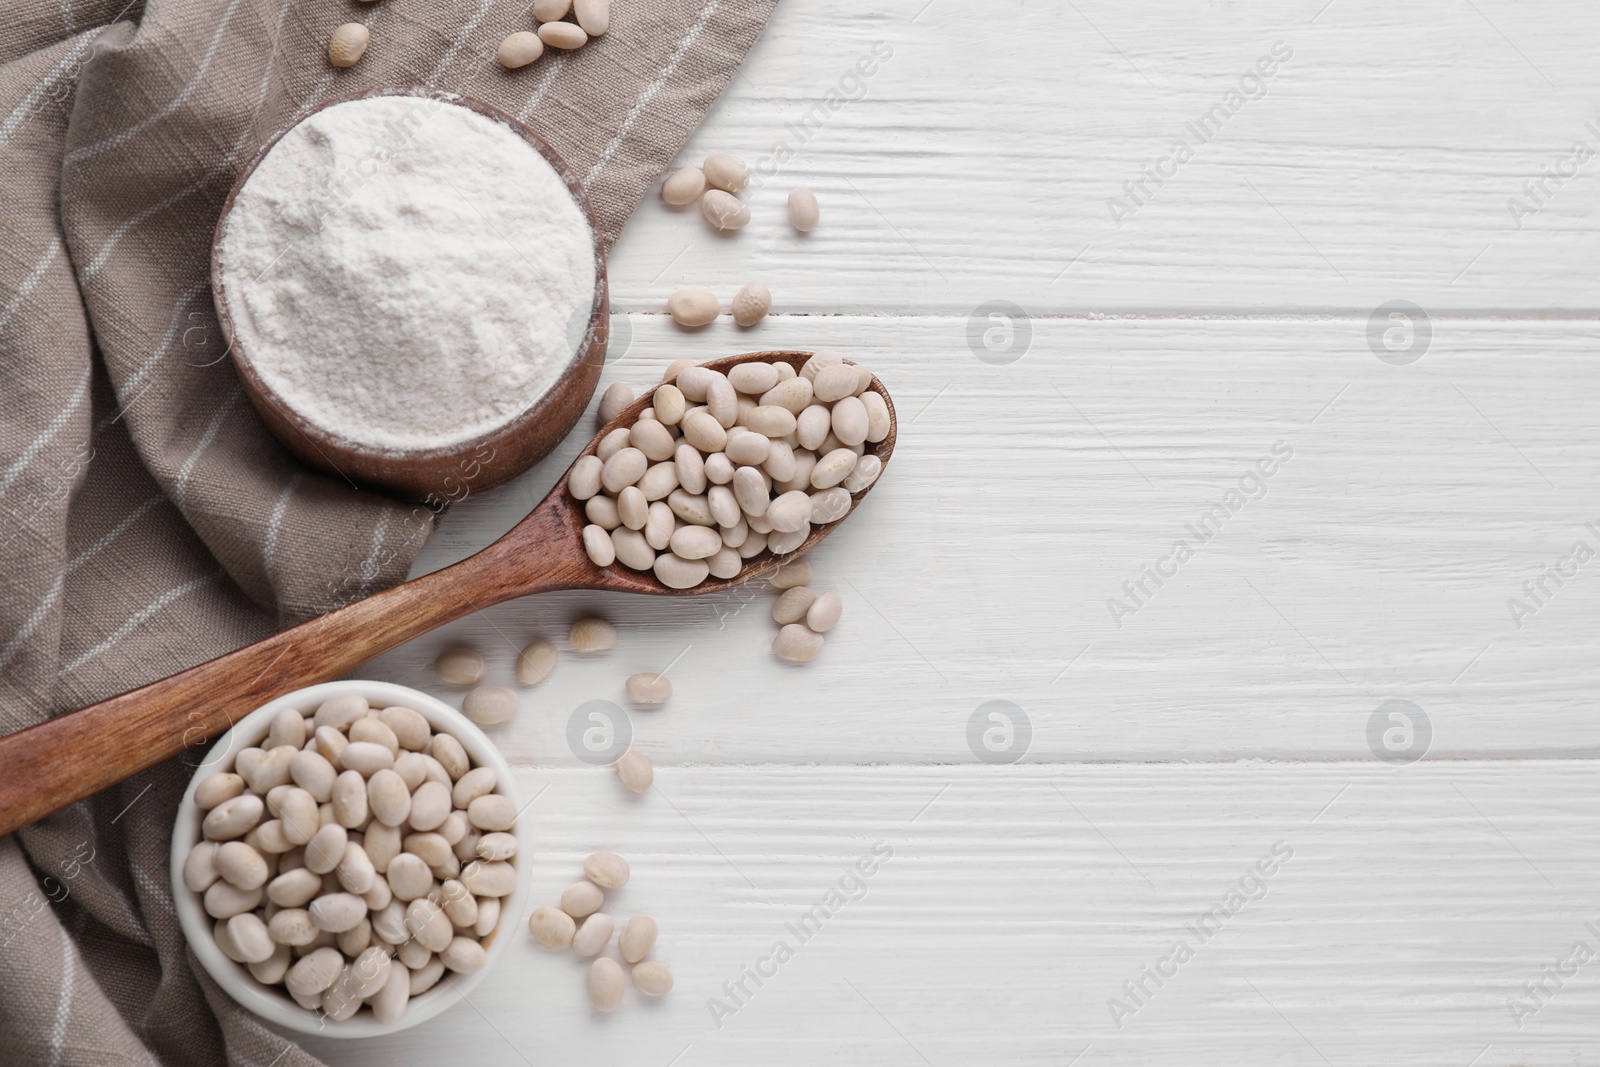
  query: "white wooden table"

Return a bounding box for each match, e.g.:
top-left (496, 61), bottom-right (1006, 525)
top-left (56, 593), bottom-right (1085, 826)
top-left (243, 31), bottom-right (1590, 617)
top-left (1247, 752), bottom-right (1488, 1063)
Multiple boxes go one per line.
top-left (305, 2), bottom-right (1600, 1063)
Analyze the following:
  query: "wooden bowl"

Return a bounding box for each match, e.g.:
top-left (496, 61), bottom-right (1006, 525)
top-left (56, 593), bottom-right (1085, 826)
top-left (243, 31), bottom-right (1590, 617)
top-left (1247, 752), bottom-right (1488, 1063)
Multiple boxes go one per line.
top-left (210, 86), bottom-right (609, 503)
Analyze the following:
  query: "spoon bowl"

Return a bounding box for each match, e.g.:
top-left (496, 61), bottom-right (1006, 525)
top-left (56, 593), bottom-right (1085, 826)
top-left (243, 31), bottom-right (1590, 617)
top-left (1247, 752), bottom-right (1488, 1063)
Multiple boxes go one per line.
top-left (0, 351), bottom-right (894, 834)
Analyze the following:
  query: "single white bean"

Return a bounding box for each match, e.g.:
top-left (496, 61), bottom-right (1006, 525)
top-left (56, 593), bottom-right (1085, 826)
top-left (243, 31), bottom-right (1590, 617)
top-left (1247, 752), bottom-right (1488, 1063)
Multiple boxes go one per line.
top-left (611, 527), bottom-right (657, 571)
top-left (386, 853), bottom-right (433, 901)
top-left (626, 672), bottom-right (672, 705)
top-left (367, 769), bottom-right (411, 826)
top-left (633, 960), bottom-right (675, 996)
top-left (707, 546), bottom-right (742, 579)
top-left (667, 288), bottom-right (720, 328)
top-left (760, 376), bottom-right (813, 414)
top-left (309, 892), bottom-right (368, 933)
top-left (532, 0), bottom-right (570, 18)
top-left (615, 748), bottom-right (653, 792)
top-left (584, 851), bottom-right (631, 889)
top-left (703, 451), bottom-right (735, 485)
top-left (773, 586), bottom-right (819, 624)
top-left (598, 381), bottom-right (634, 425)
top-left (460, 859), bottom-right (517, 897)
top-left (215, 841), bottom-right (269, 890)
top-left (732, 466), bottom-right (769, 517)
top-left (203, 794), bottom-right (264, 842)
top-left (706, 373), bottom-right (739, 428)
top-left (463, 685), bottom-right (518, 726)
top-left (194, 773), bottom-right (244, 811)
top-left (701, 189), bottom-right (750, 231)
top-left (583, 523), bottom-right (617, 567)
top-left (406, 899), bottom-right (455, 953)
top-left (843, 452), bottom-right (883, 493)
top-left (569, 454), bottom-right (604, 499)
top-left (371, 962), bottom-right (411, 1025)
top-left (497, 30), bottom-right (543, 68)
top-left (574, 0), bottom-right (610, 34)
top-left (768, 523), bottom-right (810, 555)
top-left (183, 842), bottom-right (221, 893)
top-left (729, 362), bottom-right (778, 394)
top-left (619, 915), bottom-right (658, 963)
top-left (596, 426), bottom-right (630, 461)
top-left (809, 486), bottom-right (852, 524)
top-left (702, 152), bottom-right (748, 193)
top-left (773, 623), bottom-right (825, 663)
top-left (327, 23), bottom-right (369, 67)
top-left (769, 557), bottom-right (813, 590)
top-left (286, 947), bottom-right (344, 998)
top-left (529, 906), bottom-right (577, 950)
top-left (766, 491), bottom-right (812, 533)
top-left (810, 447), bottom-right (859, 489)
top-left (601, 447), bottom-right (647, 494)
top-left (516, 639), bottom-right (558, 685)
top-left (537, 21), bottom-right (587, 49)
top-left (573, 912), bottom-right (615, 957)
top-left (452, 766), bottom-right (499, 809)
top-left (667, 488), bottom-right (714, 526)
top-left (441, 936), bottom-right (487, 975)
top-left (807, 591), bottom-right (843, 632)
top-left (468, 794), bottom-right (518, 832)
top-left (654, 553), bottom-right (710, 589)
top-left (831, 395), bottom-right (869, 446)
top-left (796, 404), bottom-right (831, 450)
top-left (813, 364), bottom-right (859, 403)
top-left (788, 186), bottom-right (820, 232)
top-left (661, 167), bottom-right (706, 206)
top-left (589, 957), bottom-right (626, 1011)
top-left (572, 615), bottom-right (622, 655)
top-left (732, 280), bottom-right (771, 327)
top-left (562, 881), bottom-right (604, 919)
top-left (639, 460), bottom-right (681, 501)
top-left (707, 484), bottom-right (742, 527)
top-left (861, 390), bottom-right (891, 442)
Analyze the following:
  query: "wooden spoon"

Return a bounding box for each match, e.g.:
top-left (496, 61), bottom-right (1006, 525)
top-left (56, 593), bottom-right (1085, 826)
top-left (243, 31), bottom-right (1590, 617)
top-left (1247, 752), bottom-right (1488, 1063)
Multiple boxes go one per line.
top-left (0, 351), bottom-right (895, 836)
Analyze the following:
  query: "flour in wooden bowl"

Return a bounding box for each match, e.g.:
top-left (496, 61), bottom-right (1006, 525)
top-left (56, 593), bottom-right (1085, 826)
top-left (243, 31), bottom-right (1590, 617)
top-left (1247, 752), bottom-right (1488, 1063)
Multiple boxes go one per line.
top-left (217, 94), bottom-right (597, 453)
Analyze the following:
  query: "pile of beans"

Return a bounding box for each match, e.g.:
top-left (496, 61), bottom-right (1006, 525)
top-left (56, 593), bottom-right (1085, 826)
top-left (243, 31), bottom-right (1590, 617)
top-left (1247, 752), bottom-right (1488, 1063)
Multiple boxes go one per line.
top-left (571, 352), bottom-right (888, 591)
top-left (767, 556), bottom-right (842, 664)
top-left (526, 852), bottom-right (673, 1011)
top-left (182, 694), bottom-right (519, 1024)
top-left (497, 0), bottom-right (610, 68)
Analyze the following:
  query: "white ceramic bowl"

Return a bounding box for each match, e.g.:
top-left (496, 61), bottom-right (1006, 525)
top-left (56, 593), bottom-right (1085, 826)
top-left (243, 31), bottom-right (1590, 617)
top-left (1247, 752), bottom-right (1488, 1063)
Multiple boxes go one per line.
top-left (171, 680), bottom-right (529, 1038)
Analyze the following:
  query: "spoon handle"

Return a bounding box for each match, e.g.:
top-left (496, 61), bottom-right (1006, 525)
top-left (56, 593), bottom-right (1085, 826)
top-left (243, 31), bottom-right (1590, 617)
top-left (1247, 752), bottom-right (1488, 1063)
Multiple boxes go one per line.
top-left (0, 529), bottom-right (544, 837)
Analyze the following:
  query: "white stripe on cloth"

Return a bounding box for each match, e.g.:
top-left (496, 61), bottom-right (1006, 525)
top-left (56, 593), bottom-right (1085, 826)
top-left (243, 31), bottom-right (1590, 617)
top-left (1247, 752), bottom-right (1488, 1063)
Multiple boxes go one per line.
top-left (46, 923), bottom-right (74, 1067)
top-left (0, 35), bottom-right (95, 149)
top-left (102, 279), bottom-right (212, 414)
top-left (0, 236), bottom-right (63, 334)
top-left (78, 0), bottom-right (302, 282)
top-left (0, 369), bottom-right (89, 500)
top-left (58, 570), bottom-right (221, 676)
top-left (425, 0), bottom-right (496, 85)
top-left (582, 0), bottom-right (722, 188)
top-left (516, 53), bottom-right (572, 122)
top-left (0, 493), bottom-right (168, 673)
top-left (171, 385), bottom-right (244, 508)
top-left (262, 470), bottom-right (302, 585)
top-left (63, 0), bottom-right (248, 167)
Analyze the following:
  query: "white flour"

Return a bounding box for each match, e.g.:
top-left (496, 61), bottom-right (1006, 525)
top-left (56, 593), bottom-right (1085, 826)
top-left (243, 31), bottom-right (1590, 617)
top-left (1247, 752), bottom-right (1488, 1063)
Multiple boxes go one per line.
top-left (218, 94), bottom-right (597, 452)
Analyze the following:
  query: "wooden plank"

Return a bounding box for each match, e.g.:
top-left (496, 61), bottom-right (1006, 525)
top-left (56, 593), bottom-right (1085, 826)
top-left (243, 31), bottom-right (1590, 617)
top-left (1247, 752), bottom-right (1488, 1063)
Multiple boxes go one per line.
top-left (389, 314), bottom-right (1600, 762)
top-left (294, 762), bottom-right (1600, 1066)
top-left (603, 0), bottom-right (1600, 313)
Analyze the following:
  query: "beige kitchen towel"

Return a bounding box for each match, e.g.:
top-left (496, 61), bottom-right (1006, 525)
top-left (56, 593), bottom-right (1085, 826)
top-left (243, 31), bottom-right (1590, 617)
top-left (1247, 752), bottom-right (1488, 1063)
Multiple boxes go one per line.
top-left (0, 0), bottom-right (775, 1062)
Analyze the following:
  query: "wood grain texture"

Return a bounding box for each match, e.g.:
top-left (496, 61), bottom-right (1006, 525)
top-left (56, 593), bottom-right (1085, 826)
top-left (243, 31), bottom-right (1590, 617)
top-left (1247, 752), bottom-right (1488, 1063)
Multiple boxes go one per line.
top-left (297, 763), bottom-right (1600, 1066)
top-left (371, 314), bottom-right (1600, 763)
top-left (606, 1), bottom-right (1600, 314)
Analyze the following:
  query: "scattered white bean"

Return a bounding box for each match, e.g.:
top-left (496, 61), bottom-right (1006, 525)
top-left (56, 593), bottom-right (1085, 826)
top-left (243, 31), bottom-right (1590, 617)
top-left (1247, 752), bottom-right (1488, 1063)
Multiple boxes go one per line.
top-left (700, 189), bottom-right (751, 231)
top-left (434, 647), bottom-right (486, 686)
top-left (633, 960), bottom-right (675, 996)
top-left (516, 639), bottom-right (558, 685)
top-left (537, 21), bottom-right (587, 49)
top-left (788, 187), bottom-right (820, 232)
top-left (584, 851), bottom-right (631, 889)
top-left (496, 31), bottom-right (543, 69)
top-left (327, 23), bottom-right (369, 68)
top-left (662, 167), bottom-right (707, 206)
top-left (615, 748), bottom-right (653, 793)
top-left (573, 912), bottom-right (615, 957)
top-left (529, 906), bottom-right (577, 950)
top-left (772, 623), bottom-right (825, 663)
top-left (731, 280), bottom-right (771, 327)
top-left (667, 287), bottom-right (720, 328)
top-left (702, 153), bottom-right (748, 193)
top-left (570, 617), bottom-right (617, 652)
top-left (589, 957), bottom-right (625, 1011)
top-left (462, 685), bottom-right (518, 726)
top-left (619, 915), bottom-right (658, 963)
top-left (562, 880), bottom-right (604, 919)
